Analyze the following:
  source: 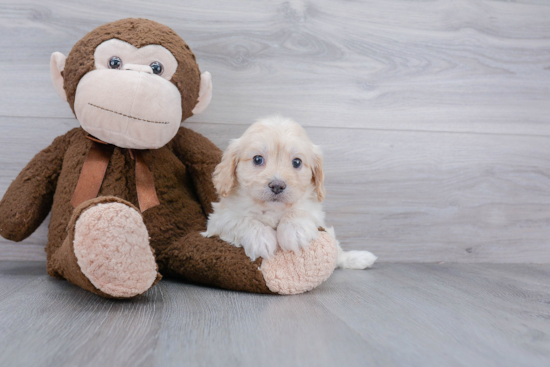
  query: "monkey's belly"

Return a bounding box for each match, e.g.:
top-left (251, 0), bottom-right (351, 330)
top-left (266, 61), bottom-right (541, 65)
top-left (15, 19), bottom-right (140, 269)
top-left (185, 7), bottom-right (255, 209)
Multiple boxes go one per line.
top-left (46, 130), bottom-right (206, 261)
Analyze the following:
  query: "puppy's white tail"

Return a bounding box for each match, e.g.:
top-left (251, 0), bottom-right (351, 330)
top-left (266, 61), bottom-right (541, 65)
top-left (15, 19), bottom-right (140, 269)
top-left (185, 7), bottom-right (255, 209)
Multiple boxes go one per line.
top-left (325, 227), bottom-right (377, 270)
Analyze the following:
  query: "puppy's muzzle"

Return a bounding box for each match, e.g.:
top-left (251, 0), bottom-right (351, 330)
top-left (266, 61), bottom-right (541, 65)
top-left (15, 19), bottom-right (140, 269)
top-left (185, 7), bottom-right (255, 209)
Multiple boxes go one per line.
top-left (268, 180), bottom-right (286, 195)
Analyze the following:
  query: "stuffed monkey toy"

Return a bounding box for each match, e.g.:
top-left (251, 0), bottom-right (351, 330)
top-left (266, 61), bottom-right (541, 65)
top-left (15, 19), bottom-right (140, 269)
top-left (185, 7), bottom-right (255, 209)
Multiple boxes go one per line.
top-left (0, 19), bottom-right (338, 298)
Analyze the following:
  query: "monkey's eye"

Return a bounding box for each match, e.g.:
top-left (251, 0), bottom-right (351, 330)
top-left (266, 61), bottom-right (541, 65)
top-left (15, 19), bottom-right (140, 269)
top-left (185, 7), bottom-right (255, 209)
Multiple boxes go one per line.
top-left (109, 56), bottom-right (122, 69)
top-left (292, 158), bottom-right (302, 169)
top-left (253, 155), bottom-right (265, 166)
top-left (150, 61), bottom-right (163, 75)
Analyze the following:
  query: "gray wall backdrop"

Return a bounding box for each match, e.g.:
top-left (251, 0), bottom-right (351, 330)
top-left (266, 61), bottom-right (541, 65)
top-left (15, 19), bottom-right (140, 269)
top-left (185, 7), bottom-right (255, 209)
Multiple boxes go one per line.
top-left (0, 0), bottom-right (549, 262)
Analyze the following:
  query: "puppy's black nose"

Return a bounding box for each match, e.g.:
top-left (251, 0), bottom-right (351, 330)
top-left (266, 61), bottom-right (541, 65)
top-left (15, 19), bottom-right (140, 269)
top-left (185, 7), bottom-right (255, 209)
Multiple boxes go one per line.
top-left (269, 180), bottom-right (286, 194)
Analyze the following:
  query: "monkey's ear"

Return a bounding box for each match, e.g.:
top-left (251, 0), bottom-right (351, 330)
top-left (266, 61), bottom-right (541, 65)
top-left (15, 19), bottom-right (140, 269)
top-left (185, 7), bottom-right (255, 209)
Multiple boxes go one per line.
top-left (50, 52), bottom-right (67, 102)
top-left (192, 71), bottom-right (212, 115)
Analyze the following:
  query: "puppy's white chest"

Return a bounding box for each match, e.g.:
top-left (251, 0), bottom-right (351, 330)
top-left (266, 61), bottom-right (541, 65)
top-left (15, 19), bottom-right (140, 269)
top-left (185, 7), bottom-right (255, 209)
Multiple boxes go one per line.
top-left (257, 210), bottom-right (285, 229)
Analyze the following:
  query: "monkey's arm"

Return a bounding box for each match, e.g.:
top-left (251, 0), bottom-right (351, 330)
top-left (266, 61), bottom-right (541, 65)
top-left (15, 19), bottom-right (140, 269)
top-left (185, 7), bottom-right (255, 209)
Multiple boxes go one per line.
top-left (0, 133), bottom-right (70, 241)
top-left (170, 126), bottom-right (222, 215)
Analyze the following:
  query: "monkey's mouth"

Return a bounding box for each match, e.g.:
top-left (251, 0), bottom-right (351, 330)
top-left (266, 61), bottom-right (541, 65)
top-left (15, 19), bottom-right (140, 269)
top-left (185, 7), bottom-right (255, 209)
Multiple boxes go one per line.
top-left (88, 103), bottom-right (170, 125)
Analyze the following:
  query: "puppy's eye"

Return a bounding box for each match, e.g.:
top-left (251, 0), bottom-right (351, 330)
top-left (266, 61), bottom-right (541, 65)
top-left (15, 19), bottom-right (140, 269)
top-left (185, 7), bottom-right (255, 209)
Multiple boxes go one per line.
top-left (253, 155), bottom-right (264, 166)
top-left (109, 56), bottom-right (122, 69)
top-left (292, 158), bottom-right (302, 169)
top-left (150, 61), bottom-right (163, 75)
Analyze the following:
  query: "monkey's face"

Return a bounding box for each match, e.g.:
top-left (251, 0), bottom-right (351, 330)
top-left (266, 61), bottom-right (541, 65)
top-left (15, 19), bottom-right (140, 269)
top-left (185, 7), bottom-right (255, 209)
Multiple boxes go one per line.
top-left (74, 39), bottom-right (183, 149)
top-left (50, 19), bottom-right (212, 150)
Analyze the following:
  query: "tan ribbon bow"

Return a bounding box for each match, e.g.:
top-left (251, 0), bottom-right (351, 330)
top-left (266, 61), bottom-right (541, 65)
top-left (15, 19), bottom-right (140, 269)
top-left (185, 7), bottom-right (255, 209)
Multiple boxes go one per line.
top-left (70, 135), bottom-right (160, 212)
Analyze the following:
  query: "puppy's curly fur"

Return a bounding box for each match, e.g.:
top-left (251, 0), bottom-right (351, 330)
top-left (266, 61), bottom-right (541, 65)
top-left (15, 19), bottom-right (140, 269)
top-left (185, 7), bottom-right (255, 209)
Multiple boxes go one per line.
top-left (203, 116), bottom-right (376, 269)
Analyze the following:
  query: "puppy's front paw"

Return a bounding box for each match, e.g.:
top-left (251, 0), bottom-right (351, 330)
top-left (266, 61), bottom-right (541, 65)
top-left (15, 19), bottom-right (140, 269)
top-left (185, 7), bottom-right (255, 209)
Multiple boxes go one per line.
top-left (277, 218), bottom-right (319, 253)
top-left (240, 225), bottom-right (278, 261)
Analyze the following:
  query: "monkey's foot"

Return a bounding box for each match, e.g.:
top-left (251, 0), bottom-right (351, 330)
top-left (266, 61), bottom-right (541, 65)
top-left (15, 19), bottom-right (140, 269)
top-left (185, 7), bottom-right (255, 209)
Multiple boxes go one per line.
top-left (73, 200), bottom-right (159, 298)
top-left (50, 197), bottom-right (160, 298)
top-left (157, 230), bottom-right (336, 295)
top-left (260, 231), bottom-right (338, 295)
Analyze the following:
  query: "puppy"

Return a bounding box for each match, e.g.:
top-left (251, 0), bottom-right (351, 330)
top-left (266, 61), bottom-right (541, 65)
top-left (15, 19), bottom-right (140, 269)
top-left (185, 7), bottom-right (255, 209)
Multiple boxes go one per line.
top-left (202, 116), bottom-right (376, 269)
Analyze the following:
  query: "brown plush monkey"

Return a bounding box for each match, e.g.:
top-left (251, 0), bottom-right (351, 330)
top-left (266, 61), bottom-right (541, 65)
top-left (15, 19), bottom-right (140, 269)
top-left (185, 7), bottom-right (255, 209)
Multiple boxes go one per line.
top-left (0, 19), bottom-right (337, 298)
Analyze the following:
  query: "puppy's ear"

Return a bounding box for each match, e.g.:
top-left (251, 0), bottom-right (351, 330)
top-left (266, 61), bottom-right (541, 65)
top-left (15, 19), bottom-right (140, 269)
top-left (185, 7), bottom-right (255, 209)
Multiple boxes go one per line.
top-left (312, 144), bottom-right (326, 202)
top-left (213, 139), bottom-right (239, 198)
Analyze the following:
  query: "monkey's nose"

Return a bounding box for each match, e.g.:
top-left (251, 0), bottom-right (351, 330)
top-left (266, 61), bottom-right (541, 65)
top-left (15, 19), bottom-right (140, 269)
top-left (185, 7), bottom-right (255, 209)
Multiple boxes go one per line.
top-left (122, 64), bottom-right (153, 74)
top-left (268, 180), bottom-right (286, 194)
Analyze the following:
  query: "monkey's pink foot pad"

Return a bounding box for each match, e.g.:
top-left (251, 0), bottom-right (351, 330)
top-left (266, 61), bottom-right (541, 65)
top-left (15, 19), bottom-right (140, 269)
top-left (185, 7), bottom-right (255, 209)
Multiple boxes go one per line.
top-left (261, 231), bottom-right (338, 295)
top-left (73, 202), bottom-right (158, 298)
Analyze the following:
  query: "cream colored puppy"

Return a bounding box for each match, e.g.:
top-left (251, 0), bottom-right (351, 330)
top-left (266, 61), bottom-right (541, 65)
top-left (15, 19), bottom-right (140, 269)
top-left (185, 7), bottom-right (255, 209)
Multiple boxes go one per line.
top-left (203, 116), bottom-right (377, 269)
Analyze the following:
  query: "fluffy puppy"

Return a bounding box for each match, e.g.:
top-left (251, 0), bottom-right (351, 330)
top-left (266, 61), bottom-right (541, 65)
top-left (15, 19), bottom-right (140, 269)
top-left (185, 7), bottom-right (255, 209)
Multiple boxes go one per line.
top-left (203, 116), bottom-right (376, 269)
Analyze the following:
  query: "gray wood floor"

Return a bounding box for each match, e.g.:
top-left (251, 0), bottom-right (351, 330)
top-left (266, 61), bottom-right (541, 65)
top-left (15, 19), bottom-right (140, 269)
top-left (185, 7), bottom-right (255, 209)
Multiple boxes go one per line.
top-left (1, 261), bottom-right (549, 367)
top-left (1, 0), bottom-right (549, 262)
